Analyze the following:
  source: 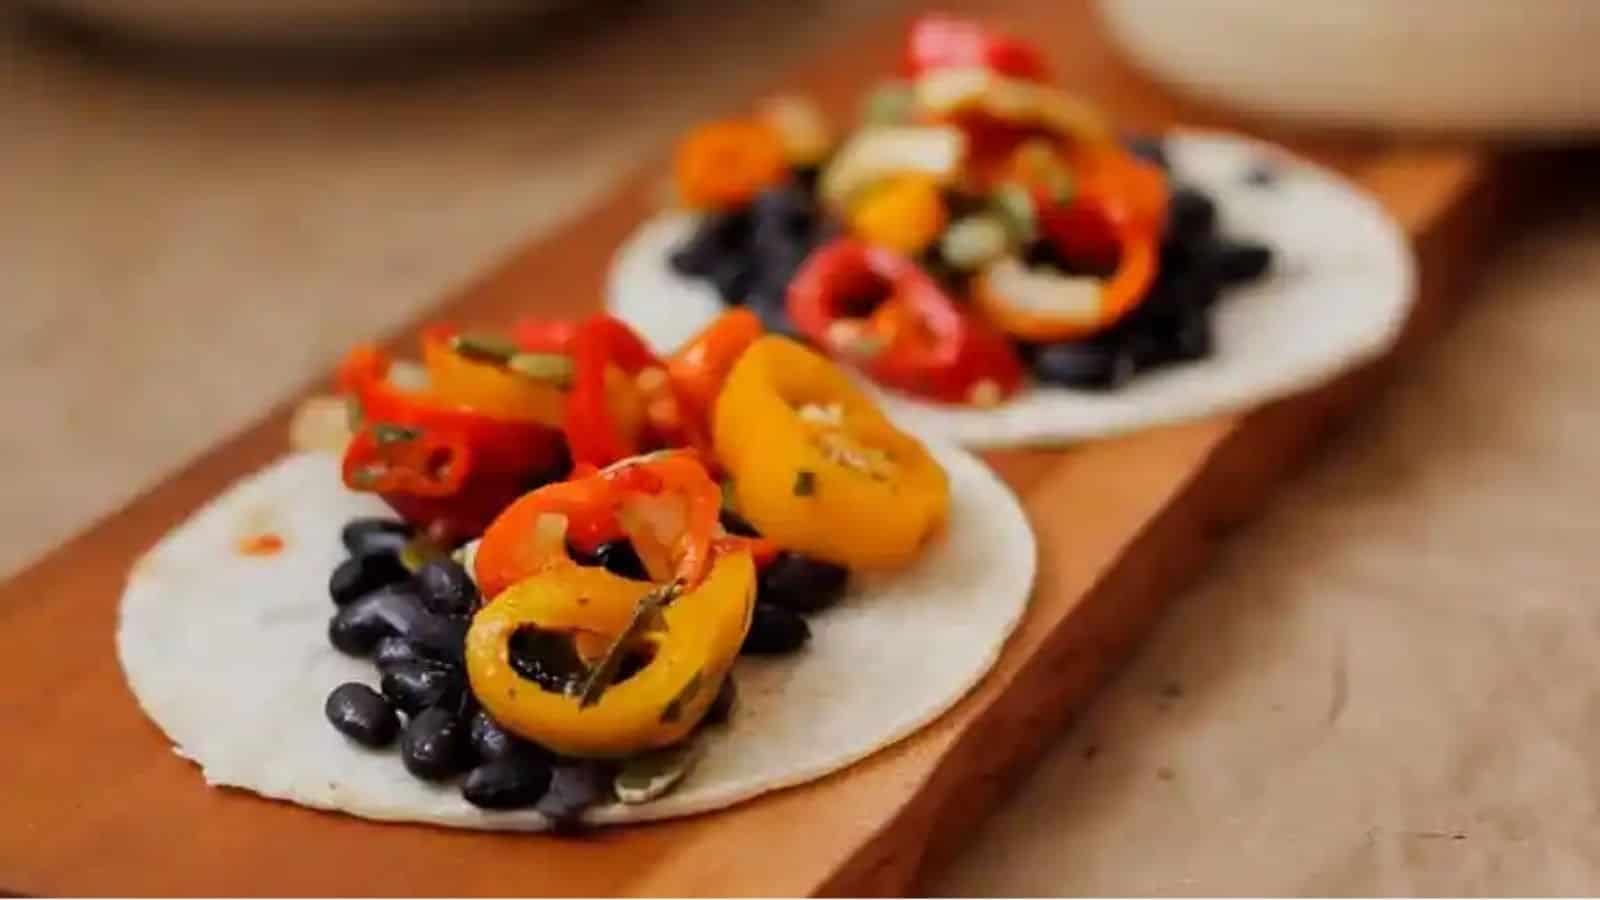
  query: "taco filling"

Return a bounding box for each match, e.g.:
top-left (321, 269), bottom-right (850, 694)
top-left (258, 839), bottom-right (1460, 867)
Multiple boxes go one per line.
top-left (120, 310), bottom-right (1034, 831)
top-left (657, 12), bottom-right (1275, 404)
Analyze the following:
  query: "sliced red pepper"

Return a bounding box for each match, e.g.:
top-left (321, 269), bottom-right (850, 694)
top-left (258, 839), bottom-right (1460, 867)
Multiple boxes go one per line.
top-left (902, 13), bottom-right (1051, 82)
top-left (474, 450), bottom-right (722, 599)
top-left (336, 341), bottom-right (567, 543)
top-left (343, 424), bottom-right (471, 498)
top-left (788, 238), bottom-right (1024, 406)
top-left (512, 318), bottom-right (579, 354)
top-left (603, 452), bottom-right (721, 588)
top-left (564, 314), bottom-right (677, 468)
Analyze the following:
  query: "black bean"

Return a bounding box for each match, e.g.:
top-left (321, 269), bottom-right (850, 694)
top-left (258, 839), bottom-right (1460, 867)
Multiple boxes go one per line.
top-left (462, 754), bottom-right (554, 810)
top-left (719, 508), bottom-right (761, 538)
top-left (705, 209), bottom-right (754, 249)
top-left (670, 212), bottom-right (750, 278)
top-left (329, 584), bottom-right (466, 660)
top-left (1208, 240), bottom-right (1273, 285)
top-left (753, 241), bottom-right (810, 287)
top-left (747, 289), bottom-right (797, 337)
top-left (1126, 304), bottom-right (1212, 370)
top-left (374, 635), bottom-right (460, 670)
top-left (537, 761), bottom-right (614, 831)
top-left (380, 661), bottom-right (463, 716)
top-left (752, 186), bottom-right (814, 231)
top-left (709, 257), bottom-right (756, 305)
top-left (324, 682), bottom-right (399, 748)
top-left (1122, 134), bottom-right (1170, 171)
top-left (594, 541), bottom-right (649, 581)
top-left (744, 276), bottom-right (786, 313)
top-left (327, 604), bottom-right (390, 656)
top-left (508, 627), bottom-right (589, 694)
top-left (759, 552), bottom-right (849, 614)
top-left (340, 518), bottom-right (412, 557)
top-left (468, 709), bottom-right (540, 762)
top-left (415, 559), bottom-right (478, 617)
top-left (400, 707), bottom-right (471, 781)
top-left (328, 552), bottom-right (410, 606)
top-left (1167, 187), bottom-right (1218, 244)
top-left (1169, 305), bottom-right (1214, 361)
top-left (373, 635), bottom-right (423, 668)
top-left (741, 602), bottom-right (811, 655)
top-left (669, 244), bottom-right (718, 279)
top-left (704, 675), bottom-right (737, 726)
top-left (1031, 340), bottom-right (1137, 390)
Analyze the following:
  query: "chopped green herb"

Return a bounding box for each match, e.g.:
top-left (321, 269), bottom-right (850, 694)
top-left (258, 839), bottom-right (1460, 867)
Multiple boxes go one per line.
top-left (578, 582), bottom-right (679, 708)
top-left (449, 332), bottom-right (519, 364)
top-left (862, 80), bottom-right (914, 125)
top-left (372, 423), bottom-right (421, 445)
top-left (990, 182), bottom-right (1038, 244)
top-left (659, 669), bottom-right (703, 724)
top-left (507, 352), bottom-right (575, 388)
top-left (399, 535), bottom-right (449, 573)
top-left (793, 470), bottom-right (817, 497)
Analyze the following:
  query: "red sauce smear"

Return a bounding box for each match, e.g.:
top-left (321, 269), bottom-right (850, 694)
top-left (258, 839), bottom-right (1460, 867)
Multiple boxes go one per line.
top-left (236, 532), bottom-right (285, 557)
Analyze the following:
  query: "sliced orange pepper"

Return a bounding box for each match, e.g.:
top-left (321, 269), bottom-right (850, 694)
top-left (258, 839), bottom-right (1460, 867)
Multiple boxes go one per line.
top-left (673, 120), bottom-right (789, 211)
top-left (419, 325), bottom-right (566, 427)
top-left (667, 309), bottom-right (763, 434)
top-left (474, 451), bottom-right (722, 600)
top-left (1069, 144), bottom-right (1168, 234)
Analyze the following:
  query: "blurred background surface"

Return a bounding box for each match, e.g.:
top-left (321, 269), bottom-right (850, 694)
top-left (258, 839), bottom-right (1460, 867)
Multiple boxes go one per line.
top-left (2, 0), bottom-right (905, 579)
top-left (6, 1), bottom-right (1600, 893)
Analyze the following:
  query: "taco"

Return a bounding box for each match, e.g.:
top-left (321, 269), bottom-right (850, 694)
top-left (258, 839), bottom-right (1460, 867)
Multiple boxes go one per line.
top-left (119, 317), bottom-right (1034, 830)
top-left (606, 13), bottom-right (1414, 446)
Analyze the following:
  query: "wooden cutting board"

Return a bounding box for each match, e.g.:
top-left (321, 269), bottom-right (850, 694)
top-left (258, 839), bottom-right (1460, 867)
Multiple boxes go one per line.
top-left (0, 0), bottom-right (1525, 895)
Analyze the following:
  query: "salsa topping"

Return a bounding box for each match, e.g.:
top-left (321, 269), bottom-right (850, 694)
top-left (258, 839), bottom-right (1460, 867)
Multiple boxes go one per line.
top-left (657, 12), bottom-right (1273, 402)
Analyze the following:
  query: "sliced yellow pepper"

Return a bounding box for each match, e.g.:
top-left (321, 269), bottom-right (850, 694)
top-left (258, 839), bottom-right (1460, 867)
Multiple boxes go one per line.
top-left (420, 326), bottom-right (566, 427)
top-left (465, 551), bottom-right (755, 758)
top-left (848, 174), bottom-right (949, 256)
top-left (712, 337), bottom-right (948, 570)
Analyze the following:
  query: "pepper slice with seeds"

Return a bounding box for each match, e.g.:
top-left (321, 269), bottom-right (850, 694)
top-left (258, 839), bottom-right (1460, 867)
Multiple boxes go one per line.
top-left (335, 335), bottom-right (567, 543)
top-left (712, 336), bottom-right (948, 570)
top-left (787, 238), bottom-right (1023, 406)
